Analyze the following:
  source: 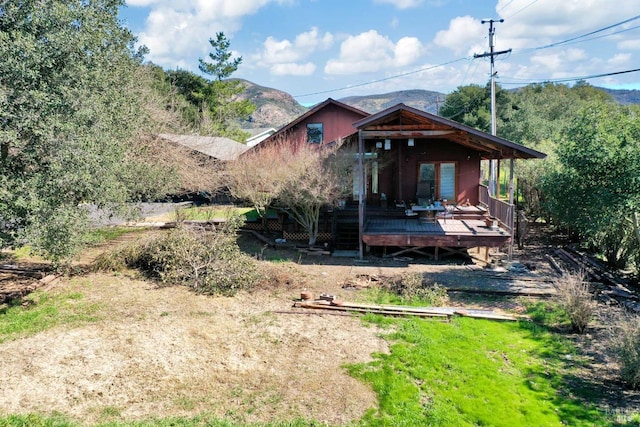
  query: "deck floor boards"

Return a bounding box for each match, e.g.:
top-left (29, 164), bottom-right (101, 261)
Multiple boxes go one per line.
top-left (365, 218), bottom-right (507, 237)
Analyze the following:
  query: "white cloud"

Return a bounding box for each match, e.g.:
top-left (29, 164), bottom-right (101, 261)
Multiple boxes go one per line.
top-left (129, 0), bottom-right (288, 70)
top-left (271, 62), bottom-right (316, 76)
top-left (497, 0), bottom-right (640, 45)
top-left (324, 30), bottom-right (424, 74)
top-left (433, 16), bottom-right (484, 56)
top-left (373, 0), bottom-right (423, 9)
top-left (618, 39), bottom-right (640, 50)
top-left (608, 53), bottom-right (631, 66)
top-left (252, 27), bottom-right (334, 76)
top-left (565, 48), bottom-right (587, 62)
top-left (394, 37), bottom-right (424, 66)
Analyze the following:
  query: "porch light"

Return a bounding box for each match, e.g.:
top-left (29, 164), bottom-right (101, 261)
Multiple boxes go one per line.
top-left (408, 138), bottom-right (414, 146)
top-left (384, 139), bottom-right (391, 150)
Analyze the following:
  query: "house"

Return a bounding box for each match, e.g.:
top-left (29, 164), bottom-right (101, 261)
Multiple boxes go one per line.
top-left (350, 103), bottom-right (546, 259)
top-left (253, 98), bottom-right (369, 149)
top-left (157, 133), bottom-right (251, 203)
top-left (248, 99), bottom-right (545, 260)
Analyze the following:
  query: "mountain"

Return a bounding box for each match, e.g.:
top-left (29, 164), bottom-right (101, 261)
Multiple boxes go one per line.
top-left (235, 80), bottom-right (640, 130)
top-left (339, 89), bottom-right (446, 114)
top-left (235, 79), bottom-right (308, 129)
top-left (599, 88), bottom-right (640, 105)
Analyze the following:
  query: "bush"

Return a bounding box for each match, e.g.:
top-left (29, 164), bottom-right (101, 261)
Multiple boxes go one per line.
top-left (383, 272), bottom-right (449, 306)
top-left (94, 221), bottom-right (258, 296)
top-left (553, 269), bottom-right (596, 333)
top-left (610, 313), bottom-right (640, 389)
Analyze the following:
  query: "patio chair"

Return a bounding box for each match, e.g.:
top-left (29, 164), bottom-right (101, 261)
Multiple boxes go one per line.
top-left (416, 182), bottom-right (432, 206)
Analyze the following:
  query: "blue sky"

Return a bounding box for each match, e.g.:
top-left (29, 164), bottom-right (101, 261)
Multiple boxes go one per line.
top-left (119, 0), bottom-right (640, 105)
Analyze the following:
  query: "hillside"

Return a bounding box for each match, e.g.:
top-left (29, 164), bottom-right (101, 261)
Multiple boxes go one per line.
top-left (235, 80), bottom-right (640, 129)
top-left (235, 79), bottom-right (308, 129)
top-left (339, 89), bottom-right (445, 114)
top-left (600, 88), bottom-right (640, 105)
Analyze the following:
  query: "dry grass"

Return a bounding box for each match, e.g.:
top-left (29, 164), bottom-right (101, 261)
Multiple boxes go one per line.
top-left (0, 272), bottom-right (387, 425)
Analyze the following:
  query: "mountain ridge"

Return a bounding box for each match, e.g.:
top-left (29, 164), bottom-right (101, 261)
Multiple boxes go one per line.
top-left (237, 81), bottom-right (640, 129)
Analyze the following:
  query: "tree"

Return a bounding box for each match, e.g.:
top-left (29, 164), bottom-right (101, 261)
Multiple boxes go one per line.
top-left (224, 139), bottom-right (289, 230)
top-left (276, 143), bottom-right (350, 246)
top-left (197, 32), bottom-right (255, 140)
top-left (439, 83), bottom-right (513, 134)
top-left (0, 0), bottom-right (177, 263)
top-left (226, 138), bottom-right (351, 246)
top-left (542, 102), bottom-right (640, 269)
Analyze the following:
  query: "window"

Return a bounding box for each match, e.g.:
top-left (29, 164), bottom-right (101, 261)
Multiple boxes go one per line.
top-left (306, 123), bottom-right (323, 144)
top-left (418, 162), bottom-right (456, 201)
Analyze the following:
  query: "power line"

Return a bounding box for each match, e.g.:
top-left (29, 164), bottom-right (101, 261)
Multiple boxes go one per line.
top-left (497, 0), bottom-right (517, 13)
top-left (293, 14), bottom-right (640, 100)
top-left (513, 14), bottom-right (640, 56)
top-left (500, 67), bottom-right (640, 85)
top-left (293, 57), bottom-right (469, 98)
top-left (503, 0), bottom-right (540, 19)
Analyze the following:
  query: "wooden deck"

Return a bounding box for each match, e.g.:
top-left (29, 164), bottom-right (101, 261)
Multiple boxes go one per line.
top-left (362, 217), bottom-right (511, 257)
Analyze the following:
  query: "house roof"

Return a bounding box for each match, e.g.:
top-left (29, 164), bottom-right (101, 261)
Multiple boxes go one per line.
top-left (271, 97), bottom-right (369, 137)
top-left (159, 133), bottom-right (249, 161)
top-left (244, 98), bottom-right (370, 153)
top-left (353, 103), bottom-right (546, 160)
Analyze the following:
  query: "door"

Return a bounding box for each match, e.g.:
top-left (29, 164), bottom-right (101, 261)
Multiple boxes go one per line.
top-left (418, 162), bottom-right (456, 202)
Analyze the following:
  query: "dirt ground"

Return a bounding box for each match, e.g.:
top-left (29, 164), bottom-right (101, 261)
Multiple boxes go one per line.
top-left (0, 223), bottom-right (638, 425)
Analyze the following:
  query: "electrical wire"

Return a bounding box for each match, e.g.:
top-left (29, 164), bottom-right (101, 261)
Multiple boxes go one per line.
top-left (513, 14), bottom-right (640, 56)
top-left (500, 67), bottom-right (640, 86)
top-left (503, 0), bottom-right (539, 20)
top-left (293, 57), bottom-right (469, 98)
top-left (293, 13), bottom-right (640, 100)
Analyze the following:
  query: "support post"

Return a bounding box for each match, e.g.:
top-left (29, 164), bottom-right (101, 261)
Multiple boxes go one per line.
top-left (358, 130), bottom-right (365, 260)
top-left (508, 158), bottom-right (515, 261)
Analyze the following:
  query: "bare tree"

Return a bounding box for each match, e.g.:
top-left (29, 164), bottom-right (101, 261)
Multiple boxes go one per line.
top-left (276, 141), bottom-right (351, 246)
top-left (226, 137), bottom-right (352, 245)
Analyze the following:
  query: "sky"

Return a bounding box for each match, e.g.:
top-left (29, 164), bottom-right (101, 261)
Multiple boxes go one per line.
top-left (118, 0), bottom-right (640, 106)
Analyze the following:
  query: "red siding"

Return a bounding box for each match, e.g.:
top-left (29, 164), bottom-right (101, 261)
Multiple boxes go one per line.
top-left (288, 104), bottom-right (364, 144)
top-left (365, 138), bottom-right (481, 206)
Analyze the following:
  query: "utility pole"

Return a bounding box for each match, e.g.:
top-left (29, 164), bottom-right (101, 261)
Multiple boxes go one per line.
top-left (474, 19), bottom-right (511, 196)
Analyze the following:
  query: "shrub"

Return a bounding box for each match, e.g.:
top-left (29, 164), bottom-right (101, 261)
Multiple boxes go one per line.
top-left (94, 220), bottom-right (258, 296)
top-left (553, 269), bottom-right (596, 333)
top-left (609, 313), bottom-right (640, 389)
top-left (383, 272), bottom-right (449, 306)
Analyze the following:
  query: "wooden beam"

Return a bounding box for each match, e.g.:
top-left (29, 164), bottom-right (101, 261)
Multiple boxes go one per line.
top-left (360, 130), bottom-right (455, 138)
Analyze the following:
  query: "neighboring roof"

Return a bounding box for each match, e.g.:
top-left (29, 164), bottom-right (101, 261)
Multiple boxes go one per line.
top-left (353, 103), bottom-right (546, 160)
top-left (159, 133), bottom-right (249, 161)
top-left (244, 127), bottom-right (277, 147)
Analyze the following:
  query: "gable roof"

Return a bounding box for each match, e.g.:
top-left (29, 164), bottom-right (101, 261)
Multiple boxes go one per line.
top-left (353, 103), bottom-right (546, 160)
top-left (273, 97), bottom-right (369, 135)
top-left (159, 133), bottom-right (249, 161)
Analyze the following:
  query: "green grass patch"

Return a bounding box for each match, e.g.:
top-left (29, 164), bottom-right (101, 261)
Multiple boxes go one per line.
top-left (174, 206), bottom-right (258, 221)
top-left (350, 314), bottom-right (610, 426)
top-left (0, 291), bottom-right (101, 343)
top-left (83, 227), bottom-right (146, 246)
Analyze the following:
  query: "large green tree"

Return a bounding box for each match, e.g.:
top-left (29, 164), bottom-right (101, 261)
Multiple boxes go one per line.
top-left (542, 102), bottom-right (640, 268)
top-left (439, 83), bottom-right (514, 134)
top-left (0, 0), bottom-right (176, 262)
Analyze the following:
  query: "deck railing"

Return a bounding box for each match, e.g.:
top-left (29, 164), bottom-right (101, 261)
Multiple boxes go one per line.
top-left (478, 184), bottom-right (514, 233)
